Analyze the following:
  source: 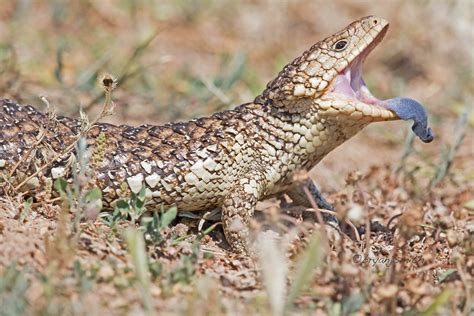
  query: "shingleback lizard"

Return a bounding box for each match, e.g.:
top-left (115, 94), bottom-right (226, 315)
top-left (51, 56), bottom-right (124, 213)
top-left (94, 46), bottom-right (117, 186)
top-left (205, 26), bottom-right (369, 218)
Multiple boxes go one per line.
top-left (0, 16), bottom-right (433, 252)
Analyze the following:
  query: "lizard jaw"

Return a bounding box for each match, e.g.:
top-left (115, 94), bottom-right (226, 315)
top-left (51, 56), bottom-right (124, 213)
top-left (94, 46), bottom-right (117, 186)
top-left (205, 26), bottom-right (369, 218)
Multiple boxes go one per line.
top-left (328, 23), bottom-right (398, 121)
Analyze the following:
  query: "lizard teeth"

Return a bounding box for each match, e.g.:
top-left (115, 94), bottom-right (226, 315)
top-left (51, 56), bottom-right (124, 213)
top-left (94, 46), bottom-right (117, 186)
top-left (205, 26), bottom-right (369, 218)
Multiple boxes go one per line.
top-left (371, 107), bottom-right (381, 117)
top-left (361, 105), bottom-right (373, 116)
top-left (350, 111), bottom-right (363, 119)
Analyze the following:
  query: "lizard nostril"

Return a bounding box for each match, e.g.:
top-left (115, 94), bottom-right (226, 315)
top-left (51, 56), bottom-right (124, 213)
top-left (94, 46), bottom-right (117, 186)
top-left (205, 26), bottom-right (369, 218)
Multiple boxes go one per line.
top-left (373, 19), bottom-right (378, 25)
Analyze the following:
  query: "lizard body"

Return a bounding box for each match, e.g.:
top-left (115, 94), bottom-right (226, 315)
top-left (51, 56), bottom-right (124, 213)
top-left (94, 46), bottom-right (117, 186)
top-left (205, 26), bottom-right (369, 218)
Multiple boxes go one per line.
top-left (1, 16), bottom-right (428, 251)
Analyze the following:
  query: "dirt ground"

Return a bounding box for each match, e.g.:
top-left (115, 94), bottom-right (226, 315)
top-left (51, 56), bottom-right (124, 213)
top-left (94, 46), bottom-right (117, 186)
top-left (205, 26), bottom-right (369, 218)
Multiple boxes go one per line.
top-left (0, 1), bottom-right (473, 315)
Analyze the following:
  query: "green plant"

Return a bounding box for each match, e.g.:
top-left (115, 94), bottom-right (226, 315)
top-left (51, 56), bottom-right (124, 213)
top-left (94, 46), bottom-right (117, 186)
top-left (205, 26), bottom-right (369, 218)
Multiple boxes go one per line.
top-left (18, 197), bottom-right (33, 223)
top-left (169, 242), bottom-right (200, 285)
top-left (0, 263), bottom-right (29, 316)
top-left (73, 260), bottom-right (98, 295)
top-left (53, 137), bottom-right (103, 237)
top-left (123, 227), bottom-right (153, 311)
top-left (141, 205), bottom-right (177, 245)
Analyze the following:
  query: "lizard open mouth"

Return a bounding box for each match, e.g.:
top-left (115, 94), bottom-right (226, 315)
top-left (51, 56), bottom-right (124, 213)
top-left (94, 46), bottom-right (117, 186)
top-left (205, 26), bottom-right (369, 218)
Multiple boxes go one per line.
top-left (326, 22), bottom-right (433, 142)
top-left (329, 24), bottom-right (389, 108)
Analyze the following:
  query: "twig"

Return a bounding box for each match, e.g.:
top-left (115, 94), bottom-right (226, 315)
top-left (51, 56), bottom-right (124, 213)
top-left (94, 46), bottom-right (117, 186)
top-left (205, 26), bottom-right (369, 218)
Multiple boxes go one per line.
top-left (9, 96), bottom-right (55, 177)
top-left (351, 185), bottom-right (374, 267)
top-left (456, 260), bottom-right (472, 315)
top-left (82, 29), bottom-right (163, 113)
top-left (401, 262), bottom-right (446, 277)
top-left (429, 111), bottom-right (468, 188)
top-left (395, 125), bottom-right (415, 174)
top-left (417, 224), bottom-right (436, 230)
top-left (387, 212), bottom-right (403, 231)
top-left (199, 75), bottom-right (232, 106)
top-left (303, 186), bottom-right (330, 254)
top-left (305, 208), bottom-right (360, 242)
top-left (200, 247), bottom-right (226, 256)
top-left (14, 75), bottom-right (116, 191)
top-left (387, 234), bottom-right (401, 314)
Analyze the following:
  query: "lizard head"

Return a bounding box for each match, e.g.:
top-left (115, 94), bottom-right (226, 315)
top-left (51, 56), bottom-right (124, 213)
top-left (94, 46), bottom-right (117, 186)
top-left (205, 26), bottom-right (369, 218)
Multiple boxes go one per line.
top-left (257, 15), bottom-right (398, 122)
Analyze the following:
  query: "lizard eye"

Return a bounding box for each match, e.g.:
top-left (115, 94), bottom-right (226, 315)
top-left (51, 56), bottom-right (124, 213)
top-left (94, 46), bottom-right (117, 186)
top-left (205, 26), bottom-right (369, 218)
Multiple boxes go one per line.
top-left (333, 40), bottom-right (348, 51)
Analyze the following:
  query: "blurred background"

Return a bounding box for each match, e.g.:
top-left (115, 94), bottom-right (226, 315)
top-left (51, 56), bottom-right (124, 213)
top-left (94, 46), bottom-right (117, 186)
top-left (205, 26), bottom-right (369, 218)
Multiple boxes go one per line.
top-left (0, 0), bottom-right (472, 189)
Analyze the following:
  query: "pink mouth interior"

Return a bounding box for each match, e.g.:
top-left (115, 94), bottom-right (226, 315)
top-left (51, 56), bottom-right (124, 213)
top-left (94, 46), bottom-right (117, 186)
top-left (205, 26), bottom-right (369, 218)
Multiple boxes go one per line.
top-left (331, 58), bottom-right (381, 105)
top-left (330, 26), bottom-right (388, 107)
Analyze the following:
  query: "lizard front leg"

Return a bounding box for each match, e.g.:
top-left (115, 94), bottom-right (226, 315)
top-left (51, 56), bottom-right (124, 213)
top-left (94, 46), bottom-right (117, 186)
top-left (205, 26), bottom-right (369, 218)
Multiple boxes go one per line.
top-left (222, 172), bottom-right (265, 253)
top-left (287, 178), bottom-right (333, 210)
top-left (286, 178), bottom-right (339, 226)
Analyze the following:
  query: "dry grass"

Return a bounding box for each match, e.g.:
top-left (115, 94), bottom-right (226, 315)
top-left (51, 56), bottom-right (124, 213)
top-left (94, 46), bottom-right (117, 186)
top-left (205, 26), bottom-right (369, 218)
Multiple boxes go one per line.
top-left (0, 1), bottom-right (473, 315)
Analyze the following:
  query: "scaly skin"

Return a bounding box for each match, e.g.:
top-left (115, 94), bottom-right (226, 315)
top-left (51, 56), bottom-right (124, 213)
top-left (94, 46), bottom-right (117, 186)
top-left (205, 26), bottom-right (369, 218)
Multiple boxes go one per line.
top-left (0, 16), bottom-right (400, 252)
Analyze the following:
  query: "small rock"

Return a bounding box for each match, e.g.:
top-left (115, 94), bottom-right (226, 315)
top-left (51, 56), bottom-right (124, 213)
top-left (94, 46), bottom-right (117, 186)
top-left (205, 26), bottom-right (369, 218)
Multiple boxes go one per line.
top-left (378, 284), bottom-right (398, 299)
top-left (98, 265), bottom-right (115, 280)
top-left (340, 263), bottom-right (359, 276)
top-left (347, 203), bottom-right (364, 225)
top-left (465, 222), bottom-right (474, 234)
top-left (446, 230), bottom-right (459, 247)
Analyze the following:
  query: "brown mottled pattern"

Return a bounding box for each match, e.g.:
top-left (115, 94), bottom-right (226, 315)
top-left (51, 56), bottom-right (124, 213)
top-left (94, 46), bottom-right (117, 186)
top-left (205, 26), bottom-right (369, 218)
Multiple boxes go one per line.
top-left (0, 16), bottom-right (400, 252)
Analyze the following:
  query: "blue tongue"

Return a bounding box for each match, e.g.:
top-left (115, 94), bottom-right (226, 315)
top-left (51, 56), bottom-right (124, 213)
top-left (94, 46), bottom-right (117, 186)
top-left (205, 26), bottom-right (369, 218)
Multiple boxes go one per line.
top-left (382, 97), bottom-right (434, 143)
